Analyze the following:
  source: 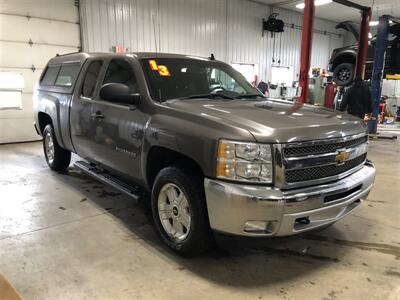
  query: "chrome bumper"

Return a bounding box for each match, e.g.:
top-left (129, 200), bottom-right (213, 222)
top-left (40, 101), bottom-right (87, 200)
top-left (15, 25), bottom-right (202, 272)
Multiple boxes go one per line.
top-left (204, 162), bottom-right (375, 237)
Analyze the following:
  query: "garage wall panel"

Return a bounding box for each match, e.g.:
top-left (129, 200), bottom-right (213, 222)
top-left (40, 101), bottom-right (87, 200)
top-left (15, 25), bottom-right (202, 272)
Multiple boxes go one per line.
top-left (158, 0), bottom-right (227, 57)
top-left (0, 15), bottom-right (80, 47)
top-left (0, 0), bottom-right (78, 23)
top-left (0, 43), bottom-right (78, 73)
top-left (0, 0), bottom-right (80, 144)
top-left (81, 0), bottom-right (343, 83)
top-left (0, 94), bottom-right (35, 119)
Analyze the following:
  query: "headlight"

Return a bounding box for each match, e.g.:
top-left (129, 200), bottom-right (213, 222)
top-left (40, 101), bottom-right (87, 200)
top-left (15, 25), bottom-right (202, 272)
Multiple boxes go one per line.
top-left (216, 140), bottom-right (273, 183)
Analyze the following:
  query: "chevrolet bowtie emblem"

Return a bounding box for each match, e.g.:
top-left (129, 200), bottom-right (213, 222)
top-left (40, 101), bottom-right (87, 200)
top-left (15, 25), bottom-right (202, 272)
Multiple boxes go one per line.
top-left (335, 151), bottom-right (350, 164)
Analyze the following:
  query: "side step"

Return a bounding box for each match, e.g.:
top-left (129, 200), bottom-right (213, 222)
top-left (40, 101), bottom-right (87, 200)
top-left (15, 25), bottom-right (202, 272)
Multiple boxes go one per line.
top-left (74, 161), bottom-right (143, 201)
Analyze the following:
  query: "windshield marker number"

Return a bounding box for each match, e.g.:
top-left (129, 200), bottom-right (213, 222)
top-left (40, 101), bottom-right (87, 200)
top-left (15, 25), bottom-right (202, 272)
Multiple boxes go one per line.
top-left (148, 60), bottom-right (171, 77)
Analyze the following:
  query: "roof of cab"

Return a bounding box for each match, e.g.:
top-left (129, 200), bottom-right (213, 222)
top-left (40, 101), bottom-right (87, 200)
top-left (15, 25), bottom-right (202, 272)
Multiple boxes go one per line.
top-left (47, 52), bottom-right (214, 65)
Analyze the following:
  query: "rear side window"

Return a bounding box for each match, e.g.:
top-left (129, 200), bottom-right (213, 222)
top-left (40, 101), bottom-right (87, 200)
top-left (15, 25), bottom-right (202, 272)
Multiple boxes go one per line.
top-left (41, 66), bottom-right (60, 86)
top-left (81, 60), bottom-right (103, 98)
top-left (55, 64), bottom-right (80, 87)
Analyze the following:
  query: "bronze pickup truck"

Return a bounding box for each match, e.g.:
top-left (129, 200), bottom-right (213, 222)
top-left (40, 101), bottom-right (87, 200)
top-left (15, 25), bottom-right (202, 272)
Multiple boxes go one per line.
top-left (34, 52), bottom-right (375, 256)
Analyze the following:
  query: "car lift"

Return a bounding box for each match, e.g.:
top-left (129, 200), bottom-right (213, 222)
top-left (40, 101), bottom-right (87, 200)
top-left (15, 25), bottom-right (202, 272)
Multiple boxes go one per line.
top-left (368, 15), bottom-right (400, 138)
top-left (298, 0), bottom-right (371, 104)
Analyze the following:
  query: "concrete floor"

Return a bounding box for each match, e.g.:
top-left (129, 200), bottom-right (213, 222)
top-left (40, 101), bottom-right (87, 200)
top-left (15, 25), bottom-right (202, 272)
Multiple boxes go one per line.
top-left (0, 140), bottom-right (399, 300)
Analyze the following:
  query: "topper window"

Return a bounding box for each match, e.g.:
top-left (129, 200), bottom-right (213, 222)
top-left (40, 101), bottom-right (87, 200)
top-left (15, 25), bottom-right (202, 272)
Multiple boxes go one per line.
top-left (55, 64), bottom-right (80, 87)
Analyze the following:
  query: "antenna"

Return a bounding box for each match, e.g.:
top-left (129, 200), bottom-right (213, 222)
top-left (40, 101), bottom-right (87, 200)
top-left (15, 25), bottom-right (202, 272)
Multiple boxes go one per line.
top-left (157, 0), bottom-right (161, 53)
top-left (152, 13), bottom-right (158, 56)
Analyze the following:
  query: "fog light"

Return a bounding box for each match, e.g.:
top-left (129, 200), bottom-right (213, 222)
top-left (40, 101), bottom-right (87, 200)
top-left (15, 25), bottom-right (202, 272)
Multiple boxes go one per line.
top-left (244, 220), bottom-right (277, 234)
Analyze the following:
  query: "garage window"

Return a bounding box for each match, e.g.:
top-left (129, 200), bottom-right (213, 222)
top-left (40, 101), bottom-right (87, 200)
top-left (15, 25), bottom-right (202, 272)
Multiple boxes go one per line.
top-left (271, 66), bottom-right (293, 86)
top-left (55, 64), bottom-right (80, 87)
top-left (232, 63), bottom-right (257, 83)
top-left (208, 68), bottom-right (247, 94)
top-left (0, 72), bottom-right (24, 110)
top-left (41, 66), bottom-right (60, 86)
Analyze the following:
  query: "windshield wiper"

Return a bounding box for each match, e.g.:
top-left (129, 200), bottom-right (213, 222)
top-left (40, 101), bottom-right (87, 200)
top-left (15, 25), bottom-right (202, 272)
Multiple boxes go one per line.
top-left (236, 93), bottom-right (266, 99)
top-left (179, 92), bottom-right (235, 100)
top-left (177, 92), bottom-right (265, 101)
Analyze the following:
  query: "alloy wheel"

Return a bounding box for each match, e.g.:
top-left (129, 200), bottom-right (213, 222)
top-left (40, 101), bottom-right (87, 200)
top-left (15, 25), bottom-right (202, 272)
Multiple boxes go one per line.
top-left (157, 183), bottom-right (191, 241)
top-left (44, 132), bottom-right (55, 164)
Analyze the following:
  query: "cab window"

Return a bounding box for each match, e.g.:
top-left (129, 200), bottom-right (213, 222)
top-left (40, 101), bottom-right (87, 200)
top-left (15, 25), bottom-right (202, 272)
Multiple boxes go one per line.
top-left (102, 59), bottom-right (138, 94)
top-left (81, 60), bottom-right (103, 98)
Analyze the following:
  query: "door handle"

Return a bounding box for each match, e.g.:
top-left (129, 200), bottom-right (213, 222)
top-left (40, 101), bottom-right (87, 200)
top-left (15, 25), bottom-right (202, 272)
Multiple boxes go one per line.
top-left (91, 111), bottom-right (104, 119)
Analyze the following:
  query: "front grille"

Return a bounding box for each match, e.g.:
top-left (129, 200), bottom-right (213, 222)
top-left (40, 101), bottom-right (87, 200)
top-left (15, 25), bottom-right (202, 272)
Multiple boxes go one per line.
top-left (285, 153), bottom-right (367, 183)
top-left (284, 135), bottom-right (368, 157)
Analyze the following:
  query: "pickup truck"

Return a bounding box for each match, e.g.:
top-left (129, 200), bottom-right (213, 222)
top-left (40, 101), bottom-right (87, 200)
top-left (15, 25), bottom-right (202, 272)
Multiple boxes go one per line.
top-left (34, 52), bottom-right (376, 256)
top-left (329, 21), bottom-right (400, 86)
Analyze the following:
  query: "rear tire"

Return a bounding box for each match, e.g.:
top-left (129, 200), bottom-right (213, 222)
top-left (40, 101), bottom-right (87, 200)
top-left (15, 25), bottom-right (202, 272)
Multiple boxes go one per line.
top-left (151, 166), bottom-right (212, 256)
top-left (333, 62), bottom-right (354, 86)
top-left (43, 124), bottom-right (71, 171)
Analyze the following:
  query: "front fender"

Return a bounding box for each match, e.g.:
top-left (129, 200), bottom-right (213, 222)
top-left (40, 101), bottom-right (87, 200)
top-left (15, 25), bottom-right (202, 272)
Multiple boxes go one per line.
top-left (141, 108), bottom-right (255, 182)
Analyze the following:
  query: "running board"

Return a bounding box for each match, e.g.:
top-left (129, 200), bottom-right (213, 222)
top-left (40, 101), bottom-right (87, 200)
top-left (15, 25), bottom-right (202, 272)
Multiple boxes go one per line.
top-left (74, 161), bottom-right (143, 201)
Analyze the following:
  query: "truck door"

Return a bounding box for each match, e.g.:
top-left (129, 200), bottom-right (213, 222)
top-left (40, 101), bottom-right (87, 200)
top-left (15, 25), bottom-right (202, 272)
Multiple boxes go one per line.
top-left (70, 59), bottom-right (104, 160)
top-left (89, 57), bottom-right (147, 183)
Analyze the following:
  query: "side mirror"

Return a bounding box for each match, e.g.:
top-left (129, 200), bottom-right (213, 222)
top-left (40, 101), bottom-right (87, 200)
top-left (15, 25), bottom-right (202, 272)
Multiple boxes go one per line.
top-left (99, 83), bottom-right (140, 105)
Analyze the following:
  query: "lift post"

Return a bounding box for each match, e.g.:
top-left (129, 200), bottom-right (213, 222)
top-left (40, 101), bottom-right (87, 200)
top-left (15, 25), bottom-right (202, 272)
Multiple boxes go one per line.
top-left (355, 8), bottom-right (372, 80)
top-left (297, 0), bottom-right (315, 103)
top-left (368, 15), bottom-right (400, 134)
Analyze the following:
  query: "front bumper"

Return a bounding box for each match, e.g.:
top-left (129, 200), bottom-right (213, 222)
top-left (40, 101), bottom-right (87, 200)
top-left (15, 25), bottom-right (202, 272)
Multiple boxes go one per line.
top-left (204, 162), bottom-right (375, 237)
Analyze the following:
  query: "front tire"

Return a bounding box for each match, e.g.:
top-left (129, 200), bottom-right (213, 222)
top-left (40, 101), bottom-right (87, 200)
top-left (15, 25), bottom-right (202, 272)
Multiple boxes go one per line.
top-left (151, 166), bottom-right (212, 256)
top-left (43, 124), bottom-right (71, 171)
top-left (333, 62), bottom-right (354, 86)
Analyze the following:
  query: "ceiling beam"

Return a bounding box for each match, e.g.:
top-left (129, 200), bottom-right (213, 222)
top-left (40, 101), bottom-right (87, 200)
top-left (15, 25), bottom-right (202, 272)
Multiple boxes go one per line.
top-left (270, 0), bottom-right (301, 7)
top-left (332, 0), bottom-right (369, 12)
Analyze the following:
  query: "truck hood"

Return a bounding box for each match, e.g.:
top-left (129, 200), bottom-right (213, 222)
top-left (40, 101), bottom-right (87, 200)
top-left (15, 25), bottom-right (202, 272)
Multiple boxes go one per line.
top-left (164, 98), bottom-right (367, 143)
top-left (335, 21), bottom-right (359, 41)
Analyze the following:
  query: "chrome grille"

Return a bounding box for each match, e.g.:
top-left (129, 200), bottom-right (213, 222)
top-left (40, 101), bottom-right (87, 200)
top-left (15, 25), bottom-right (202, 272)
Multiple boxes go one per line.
top-left (284, 135), bottom-right (368, 157)
top-left (278, 133), bottom-right (369, 188)
top-left (285, 154), bottom-right (367, 183)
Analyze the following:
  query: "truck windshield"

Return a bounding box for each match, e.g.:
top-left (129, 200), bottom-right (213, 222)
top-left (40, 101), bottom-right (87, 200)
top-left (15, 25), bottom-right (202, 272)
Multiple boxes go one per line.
top-left (140, 57), bottom-right (263, 102)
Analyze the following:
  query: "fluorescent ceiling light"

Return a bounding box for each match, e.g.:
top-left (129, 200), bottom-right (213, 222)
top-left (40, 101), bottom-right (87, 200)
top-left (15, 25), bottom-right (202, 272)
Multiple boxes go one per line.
top-left (370, 20), bottom-right (393, 26)
top-left (315, 0), bottom-right (332, 5)
top-left (296, 0), bottom-right (332, 9)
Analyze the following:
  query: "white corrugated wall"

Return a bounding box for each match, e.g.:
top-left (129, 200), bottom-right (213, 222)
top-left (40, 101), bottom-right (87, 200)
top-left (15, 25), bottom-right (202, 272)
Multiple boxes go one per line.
top-left (0, 0), bottom-right (80, 143)
top-left (80, 0), bottom-right (344, 82)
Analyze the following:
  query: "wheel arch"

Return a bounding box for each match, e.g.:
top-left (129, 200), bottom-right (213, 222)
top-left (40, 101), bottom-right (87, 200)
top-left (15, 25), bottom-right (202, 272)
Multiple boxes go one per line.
top-left (332, 52), bottom-right (356, 70)
top-left (145, 146), bottom-right (205, 190)
top-left (37, 112), bottom-right (53, 135)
